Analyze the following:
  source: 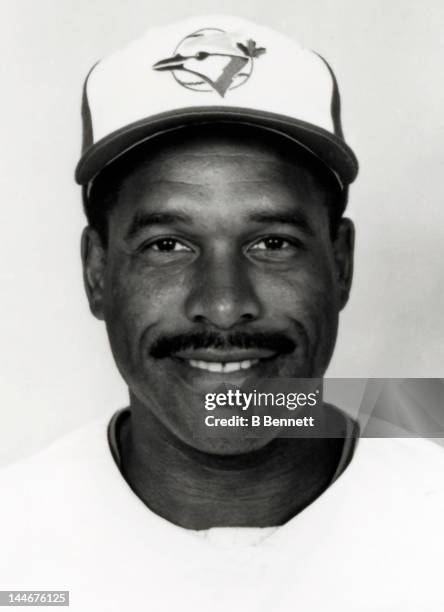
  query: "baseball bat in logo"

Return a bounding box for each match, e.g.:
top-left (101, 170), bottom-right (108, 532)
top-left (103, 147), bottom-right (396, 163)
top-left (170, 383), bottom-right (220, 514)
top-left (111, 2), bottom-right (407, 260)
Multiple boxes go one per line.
top-left (153, 28), bottom-right (266, 98)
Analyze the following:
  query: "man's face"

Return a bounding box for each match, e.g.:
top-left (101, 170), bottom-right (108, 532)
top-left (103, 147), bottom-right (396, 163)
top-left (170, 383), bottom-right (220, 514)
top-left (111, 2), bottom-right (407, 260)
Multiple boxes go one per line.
top-left (82, 130), bottom-right (354, 453)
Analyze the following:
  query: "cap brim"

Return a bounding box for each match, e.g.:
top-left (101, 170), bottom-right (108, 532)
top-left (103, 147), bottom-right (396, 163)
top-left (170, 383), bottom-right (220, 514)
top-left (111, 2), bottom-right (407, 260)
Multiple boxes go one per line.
top-left (75, 106), bottom-right (358, 186)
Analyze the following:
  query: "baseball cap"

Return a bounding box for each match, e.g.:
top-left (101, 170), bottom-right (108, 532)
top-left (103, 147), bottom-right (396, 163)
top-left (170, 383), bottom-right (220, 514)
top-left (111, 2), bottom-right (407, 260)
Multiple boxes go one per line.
top-left (75, 16), bottom-right (358, 189)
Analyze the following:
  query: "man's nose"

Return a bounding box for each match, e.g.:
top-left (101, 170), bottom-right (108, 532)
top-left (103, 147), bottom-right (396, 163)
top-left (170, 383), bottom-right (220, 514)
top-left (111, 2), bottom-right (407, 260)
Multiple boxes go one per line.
top-left (184, 258), bottom-right (263, 329)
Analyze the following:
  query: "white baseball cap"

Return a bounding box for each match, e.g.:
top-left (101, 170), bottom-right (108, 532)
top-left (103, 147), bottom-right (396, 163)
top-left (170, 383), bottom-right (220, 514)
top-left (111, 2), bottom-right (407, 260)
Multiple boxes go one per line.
top-left (75, 16), bottom-right (358, 188)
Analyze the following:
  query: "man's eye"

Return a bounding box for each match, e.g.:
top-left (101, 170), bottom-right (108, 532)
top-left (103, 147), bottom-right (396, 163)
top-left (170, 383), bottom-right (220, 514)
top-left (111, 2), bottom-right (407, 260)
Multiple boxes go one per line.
top-left (250, 237), bottom-right (293, 251)
top-left (145, 238), bottom-right (191, 253)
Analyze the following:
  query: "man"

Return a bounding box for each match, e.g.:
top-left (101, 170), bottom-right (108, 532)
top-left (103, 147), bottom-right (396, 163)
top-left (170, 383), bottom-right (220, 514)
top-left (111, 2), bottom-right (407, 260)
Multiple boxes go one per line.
top-left (0, 16), bottom-right (443, 612)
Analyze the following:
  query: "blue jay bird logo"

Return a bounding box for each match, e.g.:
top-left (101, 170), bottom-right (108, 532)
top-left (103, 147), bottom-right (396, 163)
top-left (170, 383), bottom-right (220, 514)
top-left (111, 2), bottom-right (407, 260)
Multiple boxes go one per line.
top-left (153, 28), bottom-right (266, 97)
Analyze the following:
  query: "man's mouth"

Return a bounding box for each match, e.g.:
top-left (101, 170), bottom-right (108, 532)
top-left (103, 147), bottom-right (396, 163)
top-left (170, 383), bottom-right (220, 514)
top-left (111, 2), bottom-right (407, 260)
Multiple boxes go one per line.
top-left (187, 359), bottom-right (259, 373)
top-left (172, 349), bottom-right (276, 375)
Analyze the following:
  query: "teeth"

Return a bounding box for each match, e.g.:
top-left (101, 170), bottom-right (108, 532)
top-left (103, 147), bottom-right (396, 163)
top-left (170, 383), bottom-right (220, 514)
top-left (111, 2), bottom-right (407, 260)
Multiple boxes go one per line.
top-left (188, 359), bottom-right (259, 372)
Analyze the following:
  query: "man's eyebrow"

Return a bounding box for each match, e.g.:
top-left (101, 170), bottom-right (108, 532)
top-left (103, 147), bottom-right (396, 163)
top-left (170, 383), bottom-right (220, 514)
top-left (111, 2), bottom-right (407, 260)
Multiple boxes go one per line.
top-left (248, 211), bottom-right (316, 237)
top-left (125, 211), bottom-right (192, 240)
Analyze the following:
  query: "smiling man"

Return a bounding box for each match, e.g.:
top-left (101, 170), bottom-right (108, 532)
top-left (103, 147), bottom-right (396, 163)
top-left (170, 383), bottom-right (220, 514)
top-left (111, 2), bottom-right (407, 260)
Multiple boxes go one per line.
top-left (1, 15), bottom-right (443, 612)
top-left (81, 124), bottom-right (354, 527)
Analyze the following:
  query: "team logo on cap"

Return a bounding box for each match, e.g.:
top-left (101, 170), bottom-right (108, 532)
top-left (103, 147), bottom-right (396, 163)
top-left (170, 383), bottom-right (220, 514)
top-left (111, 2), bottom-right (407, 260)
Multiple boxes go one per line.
top-left (153, 28), bottom-right (266, 98)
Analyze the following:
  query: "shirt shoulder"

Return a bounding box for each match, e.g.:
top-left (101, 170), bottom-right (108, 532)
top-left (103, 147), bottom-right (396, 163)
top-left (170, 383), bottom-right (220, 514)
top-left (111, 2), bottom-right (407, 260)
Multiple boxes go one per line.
top-left (0, 414), bottom-right (123, 547)
top-left (0, 414), bottom-right (112, 489)
top-left (356, 436), bottom-right (444, 495)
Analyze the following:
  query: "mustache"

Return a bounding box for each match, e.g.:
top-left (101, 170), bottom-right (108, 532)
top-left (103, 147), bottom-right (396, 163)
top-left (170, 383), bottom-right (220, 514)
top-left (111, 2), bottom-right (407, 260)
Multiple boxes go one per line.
top-left (150, 331), bottom-right (297, 359)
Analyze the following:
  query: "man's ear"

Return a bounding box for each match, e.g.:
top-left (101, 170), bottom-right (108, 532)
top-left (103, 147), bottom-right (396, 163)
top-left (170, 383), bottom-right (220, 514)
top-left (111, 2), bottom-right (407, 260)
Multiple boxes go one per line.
top-left (332, 218), bottom-right (355, 310)
top-left (81, 227), bottom-right (107, 320)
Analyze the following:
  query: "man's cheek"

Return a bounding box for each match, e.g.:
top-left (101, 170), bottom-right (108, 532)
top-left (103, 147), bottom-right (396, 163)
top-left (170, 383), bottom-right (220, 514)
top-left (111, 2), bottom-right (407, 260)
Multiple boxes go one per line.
top-left (105, 261), bottom-right (165, 318)
top-left (269, 269), bottom-right (338, 356)
top-left (261, 267), bottom-right (332, 315)
top-left (104, 274), bottom-right (185, 358)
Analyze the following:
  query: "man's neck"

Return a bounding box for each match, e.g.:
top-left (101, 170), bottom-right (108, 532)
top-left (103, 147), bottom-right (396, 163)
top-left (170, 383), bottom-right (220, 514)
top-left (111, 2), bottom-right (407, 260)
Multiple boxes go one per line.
top-left (117, 399), bottom-right (348, 530)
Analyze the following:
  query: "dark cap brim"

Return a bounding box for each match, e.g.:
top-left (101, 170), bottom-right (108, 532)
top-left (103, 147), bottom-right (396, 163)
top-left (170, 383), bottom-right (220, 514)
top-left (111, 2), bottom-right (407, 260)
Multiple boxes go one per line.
top-left (75, 106), bottom-right (358, 186)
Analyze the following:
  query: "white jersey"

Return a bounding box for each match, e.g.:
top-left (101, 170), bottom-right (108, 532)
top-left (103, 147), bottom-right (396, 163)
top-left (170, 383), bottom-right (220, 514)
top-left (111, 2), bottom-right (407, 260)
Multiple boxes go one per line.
top-left (0, 412), bottom-right (443, 612)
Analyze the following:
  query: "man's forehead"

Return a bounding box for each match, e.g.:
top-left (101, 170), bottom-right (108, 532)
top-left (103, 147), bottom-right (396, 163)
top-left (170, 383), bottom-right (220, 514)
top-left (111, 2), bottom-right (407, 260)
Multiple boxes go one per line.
top-left (110, 136), bottom-right (328, 240)
top-left (118, 130), bottom-right (322, 193)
